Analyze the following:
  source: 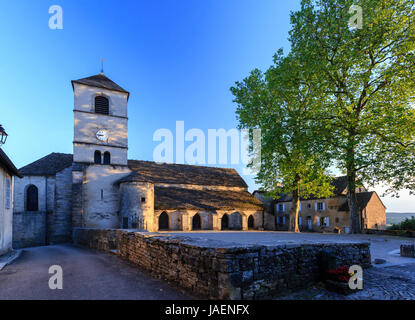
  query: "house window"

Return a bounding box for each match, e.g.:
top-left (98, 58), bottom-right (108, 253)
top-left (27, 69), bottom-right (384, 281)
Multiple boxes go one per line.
top-left (26, 185), bottom-right (38, 211)
top-left (320, 216), bottom-right (330, 227)
top-left (100, 189), bottom-right (104, 200)
top-left (141, 197), bottom-right (146, 203)
top-left (103, 151), bottom-right (111, 165)
top-left (278, 204), bottom-right (285, 212)
top-left (5, 178), bottom-right (11, 209)
top-left (317, 202), bottom-right (324, 211)
top-left (94, 150), bottom-right (102, 164)
top-left (95, 96), bottom-right (109, 115)
top-left (307, 203), bottom-right (311, 209)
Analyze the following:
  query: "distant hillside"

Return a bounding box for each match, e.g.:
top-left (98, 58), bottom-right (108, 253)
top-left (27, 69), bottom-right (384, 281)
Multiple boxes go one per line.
top-left (386, 212), bottom-right (415, 225)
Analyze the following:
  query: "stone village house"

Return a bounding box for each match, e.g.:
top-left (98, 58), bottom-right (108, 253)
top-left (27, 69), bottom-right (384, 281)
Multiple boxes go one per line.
top-left (0, 148), bottom-right (21, 254)
top-left (13, 73), bottom-right (274, 248)
top-left (254, 176), bottom-right (387, 233)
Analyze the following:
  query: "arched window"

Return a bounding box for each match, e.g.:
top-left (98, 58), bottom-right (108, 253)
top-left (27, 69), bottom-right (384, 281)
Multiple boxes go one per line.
top-left (94, 150), bottom-right (102, 164)
top-left (248, 215), bottom-right (255, 229)
top-left (221, 214), bottom-right (229, 230)
top-left (158, 212), bottom-right (169, 230)
top-left (26, 185), bottom-right (38, 211)
top-left (103, 151), bottom-right (111, 165)
top-left (95, 96), bottom-right (109, 115)
top-left (192, 213), bottom-right (201, 230)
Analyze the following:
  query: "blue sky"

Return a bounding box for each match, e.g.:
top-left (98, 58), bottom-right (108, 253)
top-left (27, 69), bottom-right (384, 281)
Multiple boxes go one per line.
top-left (0, 0), bottom-right (413, 212)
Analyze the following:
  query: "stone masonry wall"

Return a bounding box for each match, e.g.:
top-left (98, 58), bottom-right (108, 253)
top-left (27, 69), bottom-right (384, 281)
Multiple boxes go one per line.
top-left (73, 228), bottom-right (371, 300)
top-left (13, 212), bottom-right (47, 248)
top-left (50, 167), bottom-right (73, 243)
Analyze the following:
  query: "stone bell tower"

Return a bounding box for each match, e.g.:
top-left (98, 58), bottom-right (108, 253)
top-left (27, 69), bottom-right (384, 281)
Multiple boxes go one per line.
top-left (71, 73), bottom-right (131, 228)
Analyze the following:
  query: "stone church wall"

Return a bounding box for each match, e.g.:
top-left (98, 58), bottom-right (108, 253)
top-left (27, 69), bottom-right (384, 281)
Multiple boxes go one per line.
top-left (82, 165), bottom-right (130, 229)
top-left (119, 181), bottom-right (154, 229)
top-left (13, 211), bottom-right (47, 248)
top-left (13, 175), bottom-right (54, 248)
top-left (49, 167), bottom-right (73, 243)
top-left (73, 228), bottom-right (371, 300)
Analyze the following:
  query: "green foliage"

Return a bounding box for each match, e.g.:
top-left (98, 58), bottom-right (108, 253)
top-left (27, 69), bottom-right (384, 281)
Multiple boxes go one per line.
top-left (289, 0), bottom-right (415, 193)
top-left (388, 216), bottom-right (415, 231)
top-left (231, 0), bottom-right (415, 233)
top-left (230, 52), bottom-right (334, 200)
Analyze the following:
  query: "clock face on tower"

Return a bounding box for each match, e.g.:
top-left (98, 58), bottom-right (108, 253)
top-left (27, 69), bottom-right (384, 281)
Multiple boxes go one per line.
top-left (96, 129), bottom-right (109, 142)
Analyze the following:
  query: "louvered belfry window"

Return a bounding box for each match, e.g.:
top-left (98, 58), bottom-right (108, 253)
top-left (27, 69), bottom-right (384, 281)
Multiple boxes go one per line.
top-left (95, 96), bottom-right (109, 115)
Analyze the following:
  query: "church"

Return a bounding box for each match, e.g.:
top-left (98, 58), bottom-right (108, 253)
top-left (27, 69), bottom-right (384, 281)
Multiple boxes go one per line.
top-left (13, 73), bottom-right (269, 248)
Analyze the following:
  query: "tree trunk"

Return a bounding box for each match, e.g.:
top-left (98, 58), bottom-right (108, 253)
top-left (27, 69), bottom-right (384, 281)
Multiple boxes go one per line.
top-left (347, 168), bottom-right (361, 234)
top-left (289, 181), bottom-right (300, 233)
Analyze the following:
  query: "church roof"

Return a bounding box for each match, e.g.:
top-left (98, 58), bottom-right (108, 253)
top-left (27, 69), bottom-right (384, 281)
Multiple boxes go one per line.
top-left (0, 148), bottom-right (22, 178)
top-left (120, 160), bottom-right (248, 188)
top-left (71, 74), bottom-right (130, 99)
top-left (19, 153), bottom-right (73, 176)
top-left (154, 186), bottom-right (263, 211)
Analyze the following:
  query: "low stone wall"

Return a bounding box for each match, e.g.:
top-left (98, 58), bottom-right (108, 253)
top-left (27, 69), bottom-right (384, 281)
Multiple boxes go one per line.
top-left (365, 228), bottom-right (415, 238)
top-left (72, 228), bottom-right (117, 252)
top-left (73, 228), bottom-right (371, 299)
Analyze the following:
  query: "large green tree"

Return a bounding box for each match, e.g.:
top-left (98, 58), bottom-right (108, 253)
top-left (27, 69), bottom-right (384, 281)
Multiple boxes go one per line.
top-left (231, 52), bottom-right (334, 232)
top-left (289, 0), bottom-right (415, 233)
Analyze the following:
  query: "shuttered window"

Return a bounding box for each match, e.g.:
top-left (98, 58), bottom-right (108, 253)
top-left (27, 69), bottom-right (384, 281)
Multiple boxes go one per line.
top-left (95, 96), bottom-right (109, 115)
top-left (5, 178), bottom-right (11, 209)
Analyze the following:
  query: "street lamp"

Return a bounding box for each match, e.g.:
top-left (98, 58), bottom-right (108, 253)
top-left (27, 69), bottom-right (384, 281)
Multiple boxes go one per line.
top-left (0, 125), bottom-right (8, 146)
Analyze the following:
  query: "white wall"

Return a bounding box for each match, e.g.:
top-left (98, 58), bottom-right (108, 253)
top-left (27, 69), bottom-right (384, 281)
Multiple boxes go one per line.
top-left (0, 167), bottom-right (14, 254)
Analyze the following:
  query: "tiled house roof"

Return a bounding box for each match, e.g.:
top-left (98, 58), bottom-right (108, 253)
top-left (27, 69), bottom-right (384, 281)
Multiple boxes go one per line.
top-left (332, 175), bottom-right (348, 195)
top-left (121, 160), bottom-right (248, 188)
top-left (154, 186), bottom-right (263, 211)
top-left (19, 153), bottom-right (73, 176)
top-left (72, 74), bottom-right (130, 99)
top-left (338, 191), bottom-right (380, 211)
top-left (274, 176), bottom-right (350, 203)
top-left (0, 148), bottom-right (22, 177)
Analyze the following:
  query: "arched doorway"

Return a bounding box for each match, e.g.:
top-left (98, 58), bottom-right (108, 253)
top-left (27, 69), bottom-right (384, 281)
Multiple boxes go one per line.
top-left (248, 215), bottom-right (255, 229)
top-left (230, 212), bottom-right (243, 230)
top-left (158, 212), bottom-right (169, 230)
top-left (221, 214), bottom-right (229, 230)
top-left (192, 213), bottom-right (201, 230)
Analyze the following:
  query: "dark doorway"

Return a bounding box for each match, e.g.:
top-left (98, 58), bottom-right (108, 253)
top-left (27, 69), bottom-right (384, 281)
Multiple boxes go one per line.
top-left (248, 215), bottom-right (254, 229)
top-left (26, 185), bottom-right (38, 211)
top-left (192, 213), bottom-right (201, 230)
top-left (122, 217), bottom-right (129, 229)
top-left (221, 214), bottom-right (229, 230)
top-left (158, 212), bottom-right (169, 230)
